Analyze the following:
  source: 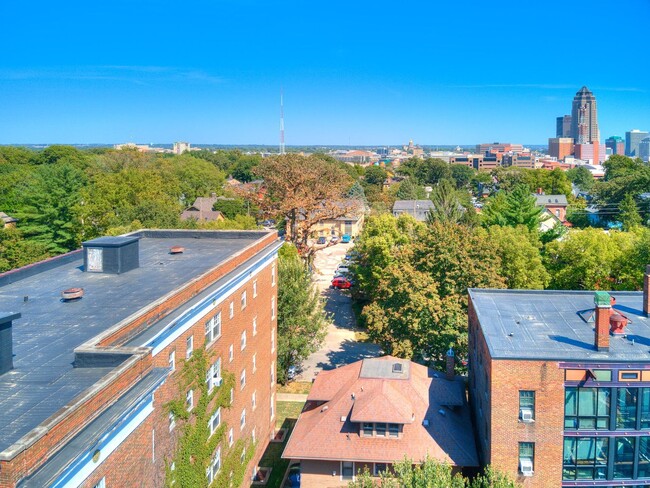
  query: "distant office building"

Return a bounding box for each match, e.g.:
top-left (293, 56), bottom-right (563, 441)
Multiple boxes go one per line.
top-left (626, 129), bottom-right (650, 157)
top-left (605, 136), bottom-right (625, 156)
top-left (574, 142), bottom-right (606, 163)
top-left (640, 137), bottom-right (650, 163)
top-left (548, 138), bottom-right (574, 160)
top-left (570, 86), bottom-right (600, 144)
top-left (476, 142), bottom-right (524, 155)
top-left (451, 154), bottom-right (500, 171)
top-left (556, 115), bottom-right (572, 138)
top-left (502, 152), bottom-right (536, 169)
top-left (173, 141), bottom-right (191, 154)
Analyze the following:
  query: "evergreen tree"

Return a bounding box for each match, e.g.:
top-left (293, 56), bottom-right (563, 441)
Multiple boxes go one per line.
top-left (395, 177), bottom-right (423, 200)
top-left (426, 179), bottom-right (466, 225)
top-left (619, 193), bottom-right (642, 230)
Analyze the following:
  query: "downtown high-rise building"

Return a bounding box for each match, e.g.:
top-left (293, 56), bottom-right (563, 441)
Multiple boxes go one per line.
top-left (570, 86), bottom-right (599, 144)
top-left (556, 115), bottom-right (572, 138)
top-left (626, 129), bottom-right (650, 157)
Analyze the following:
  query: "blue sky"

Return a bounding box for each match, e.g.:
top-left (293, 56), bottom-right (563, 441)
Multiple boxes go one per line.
top-left (1, 0), bottom-right (649, 145)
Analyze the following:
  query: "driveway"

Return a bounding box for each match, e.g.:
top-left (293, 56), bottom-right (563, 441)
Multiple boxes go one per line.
top-left (296, 242), bottom-right (382, 381)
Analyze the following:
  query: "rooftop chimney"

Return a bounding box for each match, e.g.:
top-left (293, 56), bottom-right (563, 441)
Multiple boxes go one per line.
top-left (643, 264), bottom-right (650, 317)
top-left (446, 347), bottom-right (455, 381)
top-left (594, 291), bottom-right (611, 352)
top-left (0, 313), bottom-right (21, 375)
top-left (536, 187), bottom-right (543, 195)
top-left (82, 236), bottom-right (140, 274)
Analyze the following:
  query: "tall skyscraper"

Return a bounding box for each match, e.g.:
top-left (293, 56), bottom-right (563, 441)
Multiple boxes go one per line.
top-left (605, 136), bottom-right (625, 155)
top-left (556, 115), bottom-right (572, 137)
top-left (570, 86), bottom-right (599, 144)
top-left (625, 129), bottom-right (649, 157)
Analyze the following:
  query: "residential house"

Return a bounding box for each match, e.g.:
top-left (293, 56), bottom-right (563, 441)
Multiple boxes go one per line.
top-left (533, 190), bottom-right (568, 222)
top-left (392, 200), bottom-right (435, 222)
top-left (180, 194), bottom-right (225, 222)
top-left (310, 200), bottom-right (366, 238)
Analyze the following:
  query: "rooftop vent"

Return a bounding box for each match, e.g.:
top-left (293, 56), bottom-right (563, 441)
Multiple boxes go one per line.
top-left (61, 287), bottom-right (84, 301)
top-left (392, 363), bottom-right (403, 373)
top-left (170, 246), bottom-right (185, 255)
top-left (0, 313), bottom-right (20, 376)
top-left (82, 236), bottom-right (140, 275)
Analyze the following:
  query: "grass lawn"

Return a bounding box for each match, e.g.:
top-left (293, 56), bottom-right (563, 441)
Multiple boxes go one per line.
top-left (253, 401), bottom-right (305, 488)
top-left (276, 381), bottom-right (312, 394)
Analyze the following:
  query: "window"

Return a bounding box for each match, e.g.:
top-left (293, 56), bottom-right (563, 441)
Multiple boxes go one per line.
top-left (241, 291), bottom-right (247, 310)
top-left (271, 393), bottom-right (275, 420)
top-left (209, 408), bottom-right (221, 437)
top-left (186, 335), bottom-right (194, 359)
top-left (205, 312), bottom-right (222, 344)
top-left (207, 447), bottom-right (221, 483)
top-left (617, 388), bottom-right (638, 429)
top-left (240, 448), bottom-right (246, 464)
top-left (253, 280), bottom-right (258, 298)
top-left (375, 423), bottom-right (387, 437)
top-left (93, 479), bottom-right (106, 488)
top-left (388, 423), bottom-right (399, 438)
top-left (229, 344), bottom-right (234, 362)
top-left (271, 329), bottom-right (275, 353)
top-left (252, 427), bottom-right (256, 444)
top-left (639, 437), bottom-right (650, 478)
top-left (253, 353), bottom-right (257, 373)
top-left (169, 350), bottom-right (175, 372)
top-left (562, 437), bottom-right (608, 481)
top-left (519, 442), bottom-right (534, 476)
top-left (229, 301), bottom-right (234, 319)
top-left (362, 423), bottom-right (373, 436)
top-left (641, 388), bottom-right (650, 428)
top-left (271, 361), bottom-right (275, 385)
top-left (206, 358), bottom-right (222, 392)
top-left (565, 387), bottom-right (610, 430)
top-left (230, 387), bottom-right (234, 405)
top-left (169, 412), bottom-right (176, 432)
top-left (271, 297), bottom-right (276, 320)
top-left (342, 461), bottom-right (354, 481)
top-left (271, 264), bottom-right (276, 286)
top-left (374, 463), bottom-right (388, 476)
top-left (240, 369), bottom-right (246, 390)
top-left (241, 330), bottom-right (247, 351)
top-left (252, 391), bottom-right (257, 410)
top-left (519, 391), bottom-right (535, 421)
top-left (186, 390), bottom-right (194, 412)
top-left (253, 316), bottom-right (257, 336)
top-left (240, 409), bottom-right (246, 430)
top-left (614, 436), bottom-right (635, 479)
top-left (228, 427), bottom-right (234, 447)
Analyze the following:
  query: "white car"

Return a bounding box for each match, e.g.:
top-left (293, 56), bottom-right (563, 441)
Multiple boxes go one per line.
top-left (336, 265), bottom-right (350, 275)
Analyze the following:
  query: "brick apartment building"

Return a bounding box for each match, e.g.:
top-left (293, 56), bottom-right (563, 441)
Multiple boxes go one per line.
top-left (468, 267), bottom-right (650, 487)
top-left (0, 229), bottom-right (281, 487)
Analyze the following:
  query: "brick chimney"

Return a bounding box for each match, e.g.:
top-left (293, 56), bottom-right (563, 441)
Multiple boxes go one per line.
top-left (594, 291), bottom-right (611, 352)
top-left (536, 187), bottom-right (543, 195)
top-left (643, 264), bottom-right (650, 317)
top-left (446, 347), bottom-right (455, 381)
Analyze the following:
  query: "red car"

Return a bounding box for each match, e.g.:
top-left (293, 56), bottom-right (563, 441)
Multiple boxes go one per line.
top-left (331, 276), bottom-right (352, 289)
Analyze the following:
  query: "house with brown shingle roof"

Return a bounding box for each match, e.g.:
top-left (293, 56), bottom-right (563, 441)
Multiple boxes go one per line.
top-left (282, 356), bottom-right (478, 487)
top-left (180, 194), bottom-right (225, 222)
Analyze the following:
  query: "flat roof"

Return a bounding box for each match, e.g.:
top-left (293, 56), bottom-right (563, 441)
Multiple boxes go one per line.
top-left (469, 289), bottom-right (650, 362)
top-left (0, 230), bottom-right (274, 454)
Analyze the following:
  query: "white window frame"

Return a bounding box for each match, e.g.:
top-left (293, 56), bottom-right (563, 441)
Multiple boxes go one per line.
top-left (207, 447), bottom-right (221, 483)
top-left (241, 330), bottom-right (247, 351)
top-left (253, 280), bottom-right (258, 298)
top-left (169, 350), bottom-right (175, 372)
top-left (240, 408), bottom-right (246, 431)
top-left (270, 393), bottom-right (275, 420)
top-left (186, 389), bottom-right (194, 412)
top-left (271, 296), bottom-right (276, 320)
top-left (229, 344), bottom-right (234, 363)
top-left (169, 412), bottom-right (176, 432)
top-left (271, 328), bottom-right (275, 353)
top-left (271, 264), bottom-right (276, 286)
top-left (207, 358), bottom-right (222, 393)
top-left (240, 368), bottom-right (246, 390)
top-left (228, 427), bottom-right (234, 447)
top-left (271, 361), bottom-right (275, 385)
top-left (186, 335), bottom-right (193, 360)
top-left (252, 427), bottom-right (256, 444)
top-left (93, 479), bottom-right (106, 488)
top-left (341, 461), bottom-right (355, 481)
top-left (230, 387), bottom-right (234, 405)
top-left (253, 316), bottom-right (257, 336)
top-left (241, 290), bottom-right (247, 310)
top-left (253, 353), bottom-right (257, 373)
top-left (209, 407), bottom-right (221, 437)
top-left (205, 312), bottom-right (222, 344)
top-left (229, 301), bottom-right (234, 319)
top-left (252, 390), bottom-right (257, 410)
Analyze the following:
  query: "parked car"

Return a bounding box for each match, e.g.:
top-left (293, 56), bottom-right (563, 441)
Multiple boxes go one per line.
top-left (287, 365), bottom-right (298, 380)
top-left (331, 276), bottom-right (352, 289)
top-left (287, 464), bottom-right (301, 487)
top-left (341, 233), bottom-right (351, 243)
top-left (316, 236), bottom-right (327, 245)
top-left (336, 265), bottom-right (350, 275)
top-left (261, 219), bottom-right (275, 227)
top-left (331, 235), bottom-right (340, 244)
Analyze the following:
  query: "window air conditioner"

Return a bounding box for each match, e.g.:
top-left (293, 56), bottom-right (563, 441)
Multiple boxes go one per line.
top-left (519, 458), bottom-right (534, 477)
top-left (213, 376), bottom-right (223, 388)
top-left (520, 407), bottom-right (534, 422)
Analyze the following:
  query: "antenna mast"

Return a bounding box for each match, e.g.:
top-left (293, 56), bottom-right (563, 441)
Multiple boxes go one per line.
top-left (279, 89), bottom-right (285, 155)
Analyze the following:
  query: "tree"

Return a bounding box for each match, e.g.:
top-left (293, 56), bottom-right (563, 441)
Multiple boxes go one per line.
top-left (484, 226), bottom-right (549, 289)
top-left (396, 178), bottom-right (424, 200)
top-left (482, 185), bottom-right (542, 233)
top-left (619, 193), bottom-right (642, 231)
top-left (469, 466), bottom-right (520, 488)
top-left (364, 166), bottom-right (388, 187)
top-left (277, 244), bottom-right (328, 384)
top-left (213, 199), bottom-right (249, 219)
top-left (450, 164), bottom-right (476, 189)
top-left (417, 158), bottom-right (452, 185)
top-left (251, 154), bottom-right (354, 253)
top-left (566, 165), bottom-right (594, 191)
top-left (426, 179), bottom-right (466, 225)
top-left (0, 227), bottom-right (51, 272)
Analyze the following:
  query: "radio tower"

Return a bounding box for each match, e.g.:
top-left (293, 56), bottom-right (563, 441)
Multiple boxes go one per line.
top-left (279, 89), bottom-right (286, 155)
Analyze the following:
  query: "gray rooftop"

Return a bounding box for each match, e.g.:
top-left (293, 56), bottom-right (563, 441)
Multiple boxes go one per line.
top-left (533, 194), bottom-right (568, 206)
top-left (470, 289), bottom-right (650, 362)
top-left (359, 357), bottom-right (410, 380)
top-left (0, 230), bottom-right (272, 453)
top-left (392, 200), bottom-right (435, 211)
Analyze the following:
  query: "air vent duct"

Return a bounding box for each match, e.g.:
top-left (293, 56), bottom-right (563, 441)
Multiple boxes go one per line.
top-left (82, 236), bottom-right (140, 274)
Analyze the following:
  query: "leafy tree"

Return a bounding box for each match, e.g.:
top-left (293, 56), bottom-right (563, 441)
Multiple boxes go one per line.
top-left (427, 179), bottom-right (466, 225)
top-left (566, 165), bottom-right (594, 191)
top-left (277, 244), bottom-right (328, 384)
top-left (619, 193), bottom-right (642, 231)
top-left (170, 155), bottom-right (225, 205)
top-left (481, 185), bottom-right (542, 232)
top-left (484, 225), bottom-right (549, 289)
top-left (416, 158), bottom-right (452, 185)
top-left (0, 227), bottom-right (51, 272)
top-left (396, 178), bottom-right (425, 200)
top-left (450, 164), bottom-right (476, 189)
top-left (566, 198), bottom-right (592, 228)
top-left (347, 181), bottom-right (369, 207)
top-left (230, 155), bottom-right (260, 182)
top-left (364, 165), bottom-right (388, 187)
top-left (35, 145), bottom-right (90, 168)
top-left (213, 199), bottom-right (249, 219)
top-left (0, 146), bottom-right (36, 165)
top-left (469, 466), bottom-right (520, 488)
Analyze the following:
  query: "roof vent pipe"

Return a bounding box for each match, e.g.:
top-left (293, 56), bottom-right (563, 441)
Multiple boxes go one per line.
top-left (446, 347), bottom-right (455, 381)
top-left (643, 264), bottom-right (650, 317)
top-left (0, 313), bottom-right (20, 376)
top-left (594, 291), bottom-right (611, 351)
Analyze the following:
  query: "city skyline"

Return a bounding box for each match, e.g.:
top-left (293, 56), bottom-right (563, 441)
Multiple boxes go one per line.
top-left (1, 0), bottom-right (649, 145)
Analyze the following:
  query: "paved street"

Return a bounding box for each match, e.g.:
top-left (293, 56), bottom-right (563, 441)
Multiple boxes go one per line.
top-left (296, 242), bottom-right (382, 381)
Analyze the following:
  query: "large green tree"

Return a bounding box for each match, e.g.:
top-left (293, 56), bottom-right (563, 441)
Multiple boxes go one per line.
top-left (619, 193), bottom-right (643, 231)
top-left (482, 185), bottom-right (543, 232)
top-left (0, 227), bottom-right (51, 273)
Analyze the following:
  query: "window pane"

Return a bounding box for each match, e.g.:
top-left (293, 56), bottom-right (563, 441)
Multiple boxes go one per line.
top-left (375, 423), bottom-right (387, 436)
top-left (362, 423), bottom-right (373, 436)
top-left (614, 437), bottom-right (635, 479)
top-left (616, 388), bottom-right (638, 430)
top-left (520, 391), bottom-right (534, 409)
top-left (579, 388), bottom-right (596, 416)
top-left (639, 437), bottom-right (650, 479)
top-left (594, 370), bottom-right (611, 381)
top-left (642, 389), bottom-right (650, 429)
top-left (565, 388), bottom-right (577, 416)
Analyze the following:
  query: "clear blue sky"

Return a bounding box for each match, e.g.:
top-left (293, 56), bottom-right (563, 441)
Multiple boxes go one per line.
top-left (1, 0), bottom-right (649, 145)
